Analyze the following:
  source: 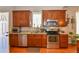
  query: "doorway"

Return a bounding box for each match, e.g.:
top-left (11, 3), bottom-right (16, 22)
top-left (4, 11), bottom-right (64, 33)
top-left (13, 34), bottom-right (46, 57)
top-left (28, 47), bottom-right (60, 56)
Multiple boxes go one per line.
top-left (0, 12), bottom-right (9, 53)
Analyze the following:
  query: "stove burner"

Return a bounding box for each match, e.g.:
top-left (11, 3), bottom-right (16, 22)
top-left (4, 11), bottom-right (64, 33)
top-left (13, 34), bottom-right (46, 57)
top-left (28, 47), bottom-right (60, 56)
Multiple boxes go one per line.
top-left (46, 31), bottom-right (59, 35)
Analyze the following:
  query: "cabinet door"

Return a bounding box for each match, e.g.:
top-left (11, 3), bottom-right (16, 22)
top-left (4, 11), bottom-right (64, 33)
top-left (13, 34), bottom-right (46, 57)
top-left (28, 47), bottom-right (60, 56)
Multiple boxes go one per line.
top-left (9, 34), bottom-right (18, 47)
top-left (41, 35), bottom-right (47, 48)
top-left (27, 35), bottom-right (32, 47)
top-left (77, 40), bottom-right (79, 53)
top-left (19, 11), bottom-right (30, 27)
top-left (33, 35), bottom-right (41, 47)
top-left (13, 11), bottom-right (31, 27)
top-left (27, 34), bottom-right (35, 47)
top-left (13, 11), bottom-right (20, 27)
top-left (59, 34), bottom-right (68, 48)
top-left (27, 34), bottom-right (41, 47)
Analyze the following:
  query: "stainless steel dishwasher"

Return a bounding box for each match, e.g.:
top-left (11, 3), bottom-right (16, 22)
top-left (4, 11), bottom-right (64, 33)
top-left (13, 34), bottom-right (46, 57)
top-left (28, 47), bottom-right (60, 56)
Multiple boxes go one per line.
top-left (18, 34), bottom-right (27, 47)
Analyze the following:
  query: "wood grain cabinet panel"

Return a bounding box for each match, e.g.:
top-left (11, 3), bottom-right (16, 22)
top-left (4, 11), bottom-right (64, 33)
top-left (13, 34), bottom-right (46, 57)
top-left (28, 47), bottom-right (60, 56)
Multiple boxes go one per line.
top-left (27, 35), bottom-right (33, 47)
top-left (9, 34), bottom-right (18, 47)
top-left (59, 34), bottom-right (68, 48)
top-left (27, 34), bottom-right (47, 47)
top-left (77, 40), bottom-right (79, 53)
top-left (13, 10), bottom-right (31, 27)
top-left (41, 35), bottom-right (47, 48)
top-left (27, 34), bottom-right (41, 47)
top-left (42, 10), bottom-right (66, 27)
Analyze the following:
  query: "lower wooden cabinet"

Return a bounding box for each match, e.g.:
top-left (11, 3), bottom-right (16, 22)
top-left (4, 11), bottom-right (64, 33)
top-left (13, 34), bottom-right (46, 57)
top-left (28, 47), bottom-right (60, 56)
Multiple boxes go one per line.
top-left (9, 34), bottom-right (69, 48)
top-left (9, 34), bottom-right (18, 47)
top-left (77, 40), bottom-right (79, 53)
top-left (9, 34), bottom-right (47, 48)
top-left (27, 34), bottom-right (41, 47)
top-left (27, 34), bottom-right (47, 47)
top-left (41, 35), bottom-right (47, 48)
top-left (59, 34), bottom-right (68, 48)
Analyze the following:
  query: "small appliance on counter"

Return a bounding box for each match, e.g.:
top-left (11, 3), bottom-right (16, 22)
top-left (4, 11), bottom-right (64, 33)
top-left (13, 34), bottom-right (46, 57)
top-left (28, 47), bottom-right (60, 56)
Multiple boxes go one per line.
top-left (12, 27), bottom-right (19, 33)
top-left (12, 27), bottom-right (22, 33)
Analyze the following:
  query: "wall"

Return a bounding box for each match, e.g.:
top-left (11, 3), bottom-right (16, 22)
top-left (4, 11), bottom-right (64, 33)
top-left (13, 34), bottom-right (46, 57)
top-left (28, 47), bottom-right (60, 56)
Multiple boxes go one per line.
top-left (63, 6), bottom-right (78, 44)
top-left (76, 8), bottom-right (79, 34)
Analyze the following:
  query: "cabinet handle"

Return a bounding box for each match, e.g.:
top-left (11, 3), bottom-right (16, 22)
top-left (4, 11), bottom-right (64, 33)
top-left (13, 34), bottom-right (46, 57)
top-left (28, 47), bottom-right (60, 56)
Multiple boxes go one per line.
top-left (5, 35), bottom-right (8, 36)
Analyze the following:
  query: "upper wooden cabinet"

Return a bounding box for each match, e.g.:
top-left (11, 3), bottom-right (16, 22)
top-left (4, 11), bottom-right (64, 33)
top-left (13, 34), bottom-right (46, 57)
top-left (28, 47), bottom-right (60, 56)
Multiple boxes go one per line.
top-left (42, 10), bottom-right (66, 27)
top-left (13, 10), bottom-right (31, 27)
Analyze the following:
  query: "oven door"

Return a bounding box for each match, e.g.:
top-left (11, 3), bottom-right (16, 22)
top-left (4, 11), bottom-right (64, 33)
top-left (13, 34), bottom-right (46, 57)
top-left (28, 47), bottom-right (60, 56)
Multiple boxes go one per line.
top-left (47, 35), bottom-right (59, 48)
top-left (48, 35), bottom-right (59, 42)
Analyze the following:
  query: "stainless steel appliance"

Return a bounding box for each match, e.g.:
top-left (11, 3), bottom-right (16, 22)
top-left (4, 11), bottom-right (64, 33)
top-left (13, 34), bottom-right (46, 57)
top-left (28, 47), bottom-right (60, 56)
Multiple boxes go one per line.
top-left (46, 20), bottom-right (58, 27)
top-left (47, 31), bottom-right (59, 48)
top-left (44, 20), bottom-right (59, 31)
top-left (18, 35), bottom-right (27, 47)
top-left (45, 19), bottom-right (59, 48)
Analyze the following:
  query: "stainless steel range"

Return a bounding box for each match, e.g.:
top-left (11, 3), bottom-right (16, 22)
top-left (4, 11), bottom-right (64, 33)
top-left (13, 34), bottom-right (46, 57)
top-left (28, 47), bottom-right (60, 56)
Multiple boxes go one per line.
top-left (47, 31), bottom-right (59, 48)
top-left (45, 19), bottom-right (59, 48)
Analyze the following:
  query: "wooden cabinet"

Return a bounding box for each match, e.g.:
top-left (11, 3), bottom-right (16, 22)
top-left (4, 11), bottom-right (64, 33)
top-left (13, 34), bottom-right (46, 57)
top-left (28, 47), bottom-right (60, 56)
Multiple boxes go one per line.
top-left (59, 34), bottom-right (68, 48)
top-left (9, 34), bottom-right (18, 47)
top-left (13, 10), bottom-right (31, 27)
top-left (41, 35), bottom-right (47, 48)
top-left (27, 34), bottom-right (47, 47)
top-left (77, 40), bottom-right (79, 53)
top-left (27, 34), bottom-right (41, 47)
top-left (42, 10), bottom-right (66, 27)
top-left (9, 34), bottom-right (47, 48)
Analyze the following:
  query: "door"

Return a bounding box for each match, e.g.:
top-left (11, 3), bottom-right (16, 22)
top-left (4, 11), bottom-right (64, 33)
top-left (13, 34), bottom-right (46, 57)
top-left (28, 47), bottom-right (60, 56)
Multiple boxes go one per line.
top-left (0, 12), bottom-right (9, 53)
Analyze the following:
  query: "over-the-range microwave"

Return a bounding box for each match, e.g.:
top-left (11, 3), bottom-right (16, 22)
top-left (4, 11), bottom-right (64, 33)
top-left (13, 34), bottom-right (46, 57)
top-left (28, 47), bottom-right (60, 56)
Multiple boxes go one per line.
top-left (46, 19), bottom-right (58, 27)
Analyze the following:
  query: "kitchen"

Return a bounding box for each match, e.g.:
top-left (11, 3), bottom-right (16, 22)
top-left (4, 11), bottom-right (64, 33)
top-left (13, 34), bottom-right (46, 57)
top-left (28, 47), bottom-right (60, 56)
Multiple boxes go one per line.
top-left (0, 6), bottom-right (78, 53)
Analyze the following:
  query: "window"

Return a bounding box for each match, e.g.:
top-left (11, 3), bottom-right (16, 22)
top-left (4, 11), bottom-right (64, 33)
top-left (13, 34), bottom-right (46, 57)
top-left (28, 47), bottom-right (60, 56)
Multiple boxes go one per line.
top-left (32, 11), bottom-right (42, 27)
top-left (76, 11), bottom-right (79, 34)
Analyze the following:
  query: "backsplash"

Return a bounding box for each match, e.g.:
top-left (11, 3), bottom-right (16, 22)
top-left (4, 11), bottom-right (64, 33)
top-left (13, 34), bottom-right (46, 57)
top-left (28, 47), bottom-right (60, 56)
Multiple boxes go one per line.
top-left (12, 27), bottom-right (43, 33)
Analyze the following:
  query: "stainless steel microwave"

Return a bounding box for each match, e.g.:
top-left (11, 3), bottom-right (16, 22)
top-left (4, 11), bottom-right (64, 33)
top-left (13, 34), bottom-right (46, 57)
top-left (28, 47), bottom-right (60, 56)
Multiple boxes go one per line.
top-left (46, 19), bottom-right (58, 27)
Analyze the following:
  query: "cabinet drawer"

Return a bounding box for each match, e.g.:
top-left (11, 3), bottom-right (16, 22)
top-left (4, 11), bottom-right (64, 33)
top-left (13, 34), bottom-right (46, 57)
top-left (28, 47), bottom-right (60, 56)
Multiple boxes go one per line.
top-left (60, 39), bottom-right (68, 43)
top-left (27, 34), bottom-right (33, 37)
top-left (28, 34), bottom-right (42, 38)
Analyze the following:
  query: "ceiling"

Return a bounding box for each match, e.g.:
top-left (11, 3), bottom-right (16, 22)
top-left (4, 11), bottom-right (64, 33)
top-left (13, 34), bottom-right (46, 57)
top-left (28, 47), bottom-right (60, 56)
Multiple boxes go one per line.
top-left (0, 6), bottom-right (79, 12)
top-left (0, 6), bottom-right (64, 11)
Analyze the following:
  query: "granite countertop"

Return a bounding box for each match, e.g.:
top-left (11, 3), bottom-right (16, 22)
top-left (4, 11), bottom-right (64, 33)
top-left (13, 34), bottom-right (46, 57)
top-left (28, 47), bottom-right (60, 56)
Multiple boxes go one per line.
top-left (10, 32), bottom-right (47, 34)
top-left (77, 39), bottom-right (79, 40)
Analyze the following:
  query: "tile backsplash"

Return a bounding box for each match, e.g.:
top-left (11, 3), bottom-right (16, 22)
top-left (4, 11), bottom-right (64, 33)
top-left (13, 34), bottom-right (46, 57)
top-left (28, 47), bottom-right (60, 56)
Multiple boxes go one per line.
top-left (12, 27), bottom-right (41, 33)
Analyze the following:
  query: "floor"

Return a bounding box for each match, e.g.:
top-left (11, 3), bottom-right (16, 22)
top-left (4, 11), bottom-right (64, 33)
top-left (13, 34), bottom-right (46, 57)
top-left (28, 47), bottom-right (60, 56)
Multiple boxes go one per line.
top-left (10, 45), bottom-right (77, 53)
